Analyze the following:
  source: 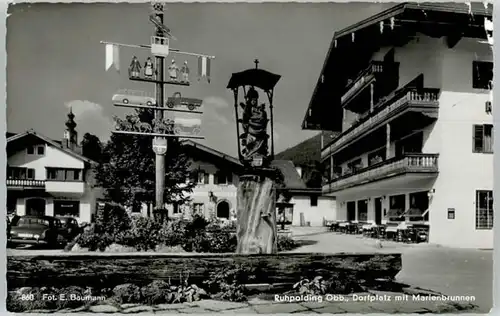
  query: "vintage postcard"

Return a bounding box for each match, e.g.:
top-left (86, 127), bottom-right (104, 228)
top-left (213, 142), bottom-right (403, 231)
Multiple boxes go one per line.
top-left (5, 1), bottom-right (494, 314)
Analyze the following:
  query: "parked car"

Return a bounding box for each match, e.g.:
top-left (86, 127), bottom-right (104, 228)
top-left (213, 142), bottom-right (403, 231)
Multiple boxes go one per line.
top-left (166, 92), bottom-right (203, 111)
top-left (56, 216), bottom-right (82, 240)
top-left (8, 215), bottom-right (66, 248)
top-left (112, 89), bottom-right (156, 106)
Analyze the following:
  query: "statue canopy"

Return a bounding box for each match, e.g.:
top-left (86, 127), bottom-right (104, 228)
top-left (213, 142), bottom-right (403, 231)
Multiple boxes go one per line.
top-left (226, 68), bottom-right (281, 92)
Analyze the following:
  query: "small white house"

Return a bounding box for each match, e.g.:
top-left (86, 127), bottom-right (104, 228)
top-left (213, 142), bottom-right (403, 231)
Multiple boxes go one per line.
top-left (272, 160), bottom-right (337, 227)
top-left (6, 111), bottom-right (99, 224)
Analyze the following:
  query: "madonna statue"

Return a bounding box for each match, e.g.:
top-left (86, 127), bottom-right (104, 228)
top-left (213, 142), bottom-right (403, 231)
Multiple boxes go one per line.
top-left (239, 87), bottom-right (269, 161)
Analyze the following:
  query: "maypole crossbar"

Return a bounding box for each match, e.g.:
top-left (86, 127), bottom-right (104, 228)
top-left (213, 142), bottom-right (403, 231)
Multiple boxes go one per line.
top-left (100, 41), bottom-right (216, 59)
top-left (103, 2), bottom-right (214, 220)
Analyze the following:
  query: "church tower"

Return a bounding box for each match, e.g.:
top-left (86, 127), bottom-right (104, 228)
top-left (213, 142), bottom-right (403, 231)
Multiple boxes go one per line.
top-left (63, 108), bottom-right (79, 152)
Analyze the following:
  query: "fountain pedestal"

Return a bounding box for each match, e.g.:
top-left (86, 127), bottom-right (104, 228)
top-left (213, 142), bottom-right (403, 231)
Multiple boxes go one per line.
top-left (236, 173), bottom-right (277, 254)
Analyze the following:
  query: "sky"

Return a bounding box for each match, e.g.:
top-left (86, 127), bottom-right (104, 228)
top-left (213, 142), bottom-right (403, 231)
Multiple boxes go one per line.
top-left (6, 2), bottom-right (393, 157)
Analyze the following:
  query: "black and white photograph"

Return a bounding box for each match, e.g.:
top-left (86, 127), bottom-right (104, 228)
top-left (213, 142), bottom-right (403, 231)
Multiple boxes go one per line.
top-left (5, 1), bottom-right (494, 314)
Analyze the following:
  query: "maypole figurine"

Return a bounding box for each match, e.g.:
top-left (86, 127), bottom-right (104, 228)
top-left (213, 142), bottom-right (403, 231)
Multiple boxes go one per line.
top-left (144, 57), bottom-right (155, 79)
top-left (129, 56), bottom-right (142, 78)
top-left (168, 59), bottom-right (179, 81)
top-left (181, 61), bottom-right (190, 83)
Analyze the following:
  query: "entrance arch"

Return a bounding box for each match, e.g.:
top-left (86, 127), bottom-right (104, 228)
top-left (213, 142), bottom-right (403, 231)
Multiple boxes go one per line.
top-left (25, 198), bottom-right (46, 216)
top-left (216, 200), bottom-right (230, 219)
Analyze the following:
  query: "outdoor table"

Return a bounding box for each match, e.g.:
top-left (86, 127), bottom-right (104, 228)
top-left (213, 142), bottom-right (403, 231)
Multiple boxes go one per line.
top-left (385, 225), bottom-right (398, 240)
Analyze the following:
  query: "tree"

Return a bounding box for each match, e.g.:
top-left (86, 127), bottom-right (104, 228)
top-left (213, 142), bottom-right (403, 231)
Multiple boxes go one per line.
top-left (95, 109), bottom-right (196, 219)
top-left (81, 133), bottom-right (103, 162)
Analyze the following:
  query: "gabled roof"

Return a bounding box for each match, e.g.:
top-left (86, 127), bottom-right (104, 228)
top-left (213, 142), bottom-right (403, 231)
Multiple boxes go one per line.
top-left (180, 141), bottom-right (315, 193)
top-left (7, 129), bottom-right (96, 165)
top-left (270, 160), bottom-right (315, 193)
top-left (180, 140), bottom-right (243, 168)
top-left (303, 2), bottom-right (493, 132)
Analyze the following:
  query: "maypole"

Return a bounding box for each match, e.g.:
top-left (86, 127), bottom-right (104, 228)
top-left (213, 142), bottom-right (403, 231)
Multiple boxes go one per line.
top-left (102, 2), bottom-right (215, 220)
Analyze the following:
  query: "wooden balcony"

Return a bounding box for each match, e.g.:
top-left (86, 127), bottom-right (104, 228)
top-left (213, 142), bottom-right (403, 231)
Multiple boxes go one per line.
top-left (341, 61), bottom-right (386, 105)
top-left (322, 87), bottom-right (440, 160)
top-left (323, 153), bottom-right (439, 193)
top-left (7, 179), bottom-right (45, 189)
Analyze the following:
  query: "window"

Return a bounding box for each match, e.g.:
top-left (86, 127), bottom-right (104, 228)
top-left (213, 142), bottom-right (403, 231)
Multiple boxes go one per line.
top-left (395, 132), bottom-right (423, 157)
top-left (388, 194), bottom-right (405, 221)
top-left (26, 145), bottom-right (45, 155)
top-left (7, 167), bottom-right (35, 180)
top-left (172, 203), bottom-right (181, 214)
top-left (408, 191), bottom-right (429, 221)
top-left (346, 158), bottom-right (363, 174)
top-left (476, 190), bottom-right (493, 229)
top-left (473, 124), bottom-right (493, 153)
top-left (215, 171), bottom-right (232, 185)
top-left (357, 200), bottom-right (368, 221)
top-left (368, 148), bottom-right (386, 166)
top-left (310, 195), bottom-right (318, 207)
top-left (37, 146), bottom-right (45, 155)
top-left (46, 168), bottom-right (84, 181)
top-left (193, 203), bottom-right (204, 214)
top-left (195, 171), bottom-right (209, 184)
top-left (472, 61), bottom-right (493, 90)
top-left (54, 201), bottom-right (80, 217)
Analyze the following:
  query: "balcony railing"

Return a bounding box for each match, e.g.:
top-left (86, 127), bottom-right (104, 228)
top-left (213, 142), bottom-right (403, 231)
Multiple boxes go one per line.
top-left (324, 153), bottom-right (439, 192)
top-left (45, 180), bottom-right (85, 194)
top-left (342, 61), bottom-right (386, 104)
top-left (322, 87), bottom-right (440, 159)
top-left (6, 179), bottom-right (45, 188)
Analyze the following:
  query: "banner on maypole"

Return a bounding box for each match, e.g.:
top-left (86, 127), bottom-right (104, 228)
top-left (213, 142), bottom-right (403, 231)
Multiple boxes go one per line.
top-left (105, 44), bottom-right (120, 72)
top-left (198, 56), bottom-right (211, 83)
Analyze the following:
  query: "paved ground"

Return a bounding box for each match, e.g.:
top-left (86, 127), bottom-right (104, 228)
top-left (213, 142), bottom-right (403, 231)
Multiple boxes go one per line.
top-left (287, 231), bottom-right (493, 312)
top-left (8, 227), bottom-right (493, 313)
top-left (22, 294), bottom-right (480, 314)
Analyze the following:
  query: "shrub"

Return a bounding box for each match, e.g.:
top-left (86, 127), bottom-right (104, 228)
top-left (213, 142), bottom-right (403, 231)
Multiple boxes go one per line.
top-left (277, 235), bottom-right (298, 251)
top-left (140, 280), bottom-right (172, 305)
top-left (112, 284), bottom-right (142, 304)
top-left (205, 229), bottom-right (237, 253)
top-left (293, 276), bottom-right (328, 295)
top-left (97, 203), bottom-right (131, 236)
top-left (126, 217), bottom-right (162, 251)
top-left (75, 228), bottom-right (114, 252)
top-left (203, 265), bottom-right (252, 302)
top-left (157, 219), bottom-right (187, 247)
top-left (184, 214), bottom-right (209, 238)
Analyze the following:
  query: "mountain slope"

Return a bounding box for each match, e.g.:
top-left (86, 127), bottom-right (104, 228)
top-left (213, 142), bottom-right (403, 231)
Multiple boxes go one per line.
top-left (275, 131), bottom-right (338, 189)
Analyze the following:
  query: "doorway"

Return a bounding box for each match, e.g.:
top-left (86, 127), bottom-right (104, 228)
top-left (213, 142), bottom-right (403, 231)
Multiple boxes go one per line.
top-left (347, 201), bottom-right (356, 221)
top-left (216, 200), bottom-right (230, 219)
top-left (374, 197), bottom-right (383, 225)
top-left (25, 198), bottom-right (46, 216)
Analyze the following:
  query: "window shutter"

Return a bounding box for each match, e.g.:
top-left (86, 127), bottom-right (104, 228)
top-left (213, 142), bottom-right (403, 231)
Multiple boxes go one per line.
top-left (473, 125), bottom-right (484, 152)
top-left (213, 172), bottom-right (219, 185)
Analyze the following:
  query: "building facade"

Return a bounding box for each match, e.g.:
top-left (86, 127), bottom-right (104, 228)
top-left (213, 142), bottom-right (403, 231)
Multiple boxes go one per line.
top-left (302, 3), bottom-right (493, 248)
top-left (273, 160), bottom-right (337, 227)
top-left (134, 143), bottom-right (337, 226)
top-left (134, 140), bottom-right (244, 221)
top-left (7, 111), bottom-right (99, 224)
